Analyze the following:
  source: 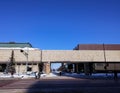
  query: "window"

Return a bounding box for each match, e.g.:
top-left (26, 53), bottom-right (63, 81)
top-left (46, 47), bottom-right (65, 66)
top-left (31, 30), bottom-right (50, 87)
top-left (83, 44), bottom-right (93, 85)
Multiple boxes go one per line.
top-left (27, 66), bottom-right (32, 71)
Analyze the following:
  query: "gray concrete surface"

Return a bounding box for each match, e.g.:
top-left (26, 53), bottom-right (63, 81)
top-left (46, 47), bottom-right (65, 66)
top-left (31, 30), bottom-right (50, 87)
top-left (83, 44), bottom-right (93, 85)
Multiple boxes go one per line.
top-left (0, 77), bottom-right (120, 93)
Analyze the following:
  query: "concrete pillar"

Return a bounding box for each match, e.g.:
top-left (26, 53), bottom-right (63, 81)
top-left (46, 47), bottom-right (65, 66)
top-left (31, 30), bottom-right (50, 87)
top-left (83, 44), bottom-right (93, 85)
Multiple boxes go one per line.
top-left (74, 63), bottom-right (79, 73)
top-left (61, 63), bottom-right (64, 67)
top-left (84, 63), bottom-right (90, 75)
top-left (45, 62), bottom-right (51, 74)
top-left (21, 63), bottom-right (26, 74)
top-left (15, 63), bottom-right (17, 74)
top-left (15, 63), bottom-right (20, 75)
top-left (61, 63), bottom-right (64, 71)
top-left (18, 63), bottom-right (22, 74)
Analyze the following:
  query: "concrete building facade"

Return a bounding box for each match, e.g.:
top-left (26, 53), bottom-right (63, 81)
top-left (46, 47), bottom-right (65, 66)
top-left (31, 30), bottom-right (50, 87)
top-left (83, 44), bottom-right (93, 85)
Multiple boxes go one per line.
top-left (0, 42), bottom-right (120, 75)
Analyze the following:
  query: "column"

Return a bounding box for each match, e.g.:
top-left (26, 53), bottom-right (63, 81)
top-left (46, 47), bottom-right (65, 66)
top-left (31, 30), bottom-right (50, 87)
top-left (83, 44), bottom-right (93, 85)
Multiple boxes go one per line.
top-left (16, 63), bottom-right (20, 75)
top-left (74, 63), bottom-right (79, 73)
top-left (84, 63), bottom-right (90, 75)
top-left (45, 62), bottom-right (51, 74)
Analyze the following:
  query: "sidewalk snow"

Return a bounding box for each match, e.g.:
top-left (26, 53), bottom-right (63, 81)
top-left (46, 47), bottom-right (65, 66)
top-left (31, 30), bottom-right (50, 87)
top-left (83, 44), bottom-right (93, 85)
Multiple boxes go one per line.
top-left (0, 73), bottom-right (120, 79)
top-left (0, 73), bottom-right (35, 79)
top-left (41, 73), bottom-right (58, 77)
top-left (0, 73), bottom-right (58, 79)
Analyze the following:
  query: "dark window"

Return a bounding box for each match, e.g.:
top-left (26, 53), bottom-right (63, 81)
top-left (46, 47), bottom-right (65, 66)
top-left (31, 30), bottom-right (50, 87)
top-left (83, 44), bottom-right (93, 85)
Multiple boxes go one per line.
top-left (27, 67), bottom-right (32, 71)
top-left (28, 63), bottom-right (32, 65)
top-left (33, 63), bottom-right (37, 65)
top-left (22, 63), bottom-right (26, 65)
top-left (0, 64), bottom-right (6, 72)
top-left (17, 63), bottom-right (21, 65)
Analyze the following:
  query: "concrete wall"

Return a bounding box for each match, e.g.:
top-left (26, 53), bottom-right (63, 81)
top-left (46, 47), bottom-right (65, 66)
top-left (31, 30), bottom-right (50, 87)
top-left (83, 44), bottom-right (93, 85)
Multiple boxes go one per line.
top-left (0, 49), bottom-right (41, 63)
top-left (0, 50), bottom-right (11, 62)
top-left (1, 49), bottom-right (120, 63)
top-left (14, 49), bottom-right (41, 62)
top-left (105, 51), bottom-right (120, 62)
top-left (42, 50), bottom-right (105, 62)
top-left (42, 50), bottom-right (120, 62)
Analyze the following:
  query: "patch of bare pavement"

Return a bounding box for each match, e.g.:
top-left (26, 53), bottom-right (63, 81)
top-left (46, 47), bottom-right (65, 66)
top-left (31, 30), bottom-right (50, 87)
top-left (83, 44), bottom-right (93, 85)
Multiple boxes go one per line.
top-left (0, 77), bottom-right (120, 93)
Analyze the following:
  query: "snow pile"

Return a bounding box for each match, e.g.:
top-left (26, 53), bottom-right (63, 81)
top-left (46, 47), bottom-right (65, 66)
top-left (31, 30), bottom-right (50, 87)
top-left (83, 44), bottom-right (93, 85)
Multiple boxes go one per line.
top-left (45, 73), bottom-right (57, 77)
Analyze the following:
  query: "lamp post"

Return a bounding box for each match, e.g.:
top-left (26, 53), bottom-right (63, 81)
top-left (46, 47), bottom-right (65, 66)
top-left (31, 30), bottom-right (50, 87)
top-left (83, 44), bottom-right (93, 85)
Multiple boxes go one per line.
top-left (20, 48), bottom-right (28, 74)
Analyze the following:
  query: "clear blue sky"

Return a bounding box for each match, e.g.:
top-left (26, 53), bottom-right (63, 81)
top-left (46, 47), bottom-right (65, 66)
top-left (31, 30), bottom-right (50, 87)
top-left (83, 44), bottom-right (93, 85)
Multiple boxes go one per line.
top-left (0, 0), bottom-right (120, 50)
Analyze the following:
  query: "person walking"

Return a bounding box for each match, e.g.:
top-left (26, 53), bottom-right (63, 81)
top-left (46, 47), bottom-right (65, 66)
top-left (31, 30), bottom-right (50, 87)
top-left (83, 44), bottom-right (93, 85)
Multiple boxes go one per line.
top-left (37, 72), bottom-right (41, 79)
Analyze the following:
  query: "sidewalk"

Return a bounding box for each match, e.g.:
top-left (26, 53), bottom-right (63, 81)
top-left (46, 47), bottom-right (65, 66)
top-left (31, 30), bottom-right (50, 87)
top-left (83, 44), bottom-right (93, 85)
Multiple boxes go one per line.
top-left (0, 73), bottom-right (119, 80)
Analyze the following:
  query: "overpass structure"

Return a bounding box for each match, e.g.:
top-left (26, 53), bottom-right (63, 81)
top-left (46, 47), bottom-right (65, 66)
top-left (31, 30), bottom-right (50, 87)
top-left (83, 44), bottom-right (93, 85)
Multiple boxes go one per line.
top-left (0, 42), bottom-right (120, 75)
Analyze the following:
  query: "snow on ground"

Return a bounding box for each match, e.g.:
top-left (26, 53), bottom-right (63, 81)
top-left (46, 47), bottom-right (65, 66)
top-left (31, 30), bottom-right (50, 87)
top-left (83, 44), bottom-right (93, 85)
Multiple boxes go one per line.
top-left (0, 72), bottom-right (120, 79)
top-left (0, 73), bottom-right (35, 79)
top-left (0, 73), bottom-right (58, 79)
top-left (42, 73), bottom-right (57, 77)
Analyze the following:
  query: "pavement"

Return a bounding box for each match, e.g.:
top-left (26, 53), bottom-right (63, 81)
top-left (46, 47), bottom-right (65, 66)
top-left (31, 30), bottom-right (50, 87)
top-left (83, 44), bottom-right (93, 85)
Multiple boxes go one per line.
top-left (0, 73), bottom-right (120, 93)
top-left (0, 79), bottom-right (120, 93)
top-left (0, 75), bottom-right (120, 93)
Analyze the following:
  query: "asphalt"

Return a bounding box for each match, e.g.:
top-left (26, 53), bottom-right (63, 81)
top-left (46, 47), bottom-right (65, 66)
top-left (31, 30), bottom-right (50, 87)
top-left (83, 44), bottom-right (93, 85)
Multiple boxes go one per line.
top-left (0, 76), bottom-right (120, 93)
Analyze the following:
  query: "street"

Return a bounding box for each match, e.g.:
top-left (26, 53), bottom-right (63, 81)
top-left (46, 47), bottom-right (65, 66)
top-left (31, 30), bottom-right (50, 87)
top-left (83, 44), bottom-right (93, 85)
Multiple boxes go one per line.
top-left (0, 78), bottom-right (120, 93)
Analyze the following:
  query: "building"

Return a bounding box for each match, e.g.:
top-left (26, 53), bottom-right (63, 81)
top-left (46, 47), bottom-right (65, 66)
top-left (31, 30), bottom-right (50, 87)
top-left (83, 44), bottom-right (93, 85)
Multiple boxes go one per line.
top-left (0, 42), bottom-right (41, 75)
top-left (0, 42), bottom-right (120, 75)
top-left (74, 44), bottom-right (120, 74)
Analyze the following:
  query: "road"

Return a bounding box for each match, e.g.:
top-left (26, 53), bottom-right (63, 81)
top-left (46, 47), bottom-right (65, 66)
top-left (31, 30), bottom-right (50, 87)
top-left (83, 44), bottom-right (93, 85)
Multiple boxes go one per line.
top-left (0, 78), bottom-right (120, 93)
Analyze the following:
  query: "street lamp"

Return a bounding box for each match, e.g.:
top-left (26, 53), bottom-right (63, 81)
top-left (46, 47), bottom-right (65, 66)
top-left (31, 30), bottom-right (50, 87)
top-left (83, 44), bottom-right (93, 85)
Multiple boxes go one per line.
top-left (20, 49), bottom-right (28, 74)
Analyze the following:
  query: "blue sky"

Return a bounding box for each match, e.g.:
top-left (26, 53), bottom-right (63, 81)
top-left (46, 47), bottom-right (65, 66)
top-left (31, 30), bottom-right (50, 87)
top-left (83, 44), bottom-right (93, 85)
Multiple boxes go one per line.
top-left (0, 0), bottom-right (120, 50)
